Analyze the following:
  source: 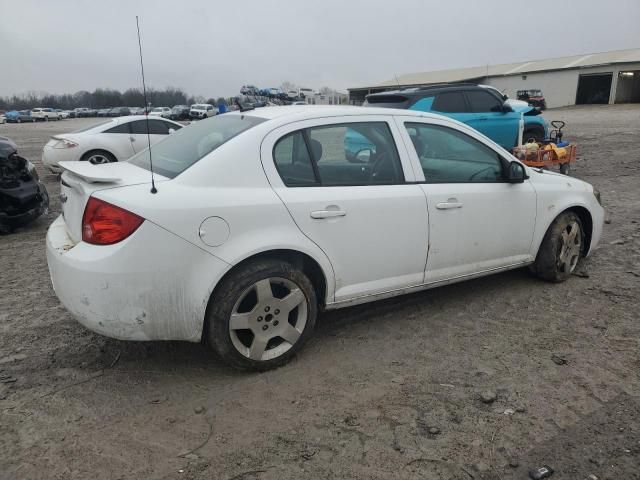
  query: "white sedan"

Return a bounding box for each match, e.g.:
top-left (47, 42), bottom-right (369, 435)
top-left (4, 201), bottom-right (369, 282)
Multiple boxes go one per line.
top-left (149, 107), bottom-right (172, 118)
top-left (42, 115), bottom-right (183, 173)
top-left (46, 106), bottom-right (604, 371)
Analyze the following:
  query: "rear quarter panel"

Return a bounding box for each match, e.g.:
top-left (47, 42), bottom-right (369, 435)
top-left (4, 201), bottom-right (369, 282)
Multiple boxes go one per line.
top-left (95, 132), bottom-right (337, 304)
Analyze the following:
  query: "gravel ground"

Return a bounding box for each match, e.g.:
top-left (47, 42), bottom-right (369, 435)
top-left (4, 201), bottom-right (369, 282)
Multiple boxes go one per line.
top-left (1, 106), bottom-right (639, 480)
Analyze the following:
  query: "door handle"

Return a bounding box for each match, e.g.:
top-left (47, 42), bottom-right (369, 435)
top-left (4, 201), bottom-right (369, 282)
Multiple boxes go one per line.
top-left (130, 136), bottom-right (136, 142)
top-left (436, 201), bottom-right (463, 210)
top-left (310, 209), bottom-right (346, 219)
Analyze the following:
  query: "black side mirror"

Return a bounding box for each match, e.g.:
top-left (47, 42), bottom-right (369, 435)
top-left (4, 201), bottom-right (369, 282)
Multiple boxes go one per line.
top-left (507, 161), bottom-right (527, 183)
top-left (502, 101), bottom-right (513, 113)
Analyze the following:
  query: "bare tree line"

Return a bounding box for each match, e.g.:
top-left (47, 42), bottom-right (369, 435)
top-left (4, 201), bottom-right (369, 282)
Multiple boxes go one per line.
top-left (0, 87), bottom-right (216, 111)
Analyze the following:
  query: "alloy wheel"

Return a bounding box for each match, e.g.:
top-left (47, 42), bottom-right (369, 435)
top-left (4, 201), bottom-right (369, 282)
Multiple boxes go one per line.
top-left (557, 221), bottom-right (581, 274)
top-left (87, 154), bottom-right (111, 165)
top-left (229, 277), bottom-right (307, 362)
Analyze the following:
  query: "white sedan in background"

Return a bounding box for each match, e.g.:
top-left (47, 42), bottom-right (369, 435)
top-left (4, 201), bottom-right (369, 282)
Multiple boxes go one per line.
top-left (42, 115), bottom-right (183, 173)
top-left (149, 107), bottom-right (172, 118)
top-left (46, 106), bottom-right (604, 371)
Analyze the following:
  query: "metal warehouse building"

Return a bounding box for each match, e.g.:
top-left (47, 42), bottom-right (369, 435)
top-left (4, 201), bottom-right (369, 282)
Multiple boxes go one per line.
top-left (348, 48), bottom-right (640, 108)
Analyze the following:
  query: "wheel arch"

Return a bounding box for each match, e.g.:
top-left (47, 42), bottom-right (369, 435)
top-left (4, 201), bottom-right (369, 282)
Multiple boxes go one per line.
top-left (208, 248), bottom-right (330, 309)
top-left (202, 248), bottom-right (331, 343)
top-left (535, 205), bottom-right (594, 257)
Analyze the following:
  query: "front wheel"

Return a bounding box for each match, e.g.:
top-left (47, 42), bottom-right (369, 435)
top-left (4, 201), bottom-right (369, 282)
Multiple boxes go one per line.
top-left (532, 212), bottom-right (583, 282)
top-left (523, 128), bottom-right (545, 143)
top-left (560, 162), bottom-right (571, 175)
top-left (206, 259), bottom-right (317, 371)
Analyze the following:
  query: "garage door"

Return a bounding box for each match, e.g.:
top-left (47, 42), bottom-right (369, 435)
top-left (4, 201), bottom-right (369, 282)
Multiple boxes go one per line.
top-left (615, 71), bottom-right (640, 103)
top-left (576, 73), bottom-right (612, 104)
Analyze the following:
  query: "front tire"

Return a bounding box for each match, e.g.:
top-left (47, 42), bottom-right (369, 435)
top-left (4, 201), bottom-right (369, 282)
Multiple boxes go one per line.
top-left (206, 259), bottom-right (317, 371)
top-left (532, 212), bottom-right (583, 282)
top-left (523, 127), bottom-right (545, 143)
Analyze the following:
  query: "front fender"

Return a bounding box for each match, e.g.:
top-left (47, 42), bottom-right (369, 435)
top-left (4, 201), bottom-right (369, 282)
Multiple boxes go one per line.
top-left (531, 196), bottom-right (604, 258)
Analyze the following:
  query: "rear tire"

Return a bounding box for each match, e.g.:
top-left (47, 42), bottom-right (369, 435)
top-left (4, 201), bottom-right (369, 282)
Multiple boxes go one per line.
top-left (532, 212), bottom-right (583, 282)
top-left (81, 150), bottom-right (117, 165)
top-left (206, 259), bottom-right (317, 371)
top-left (560, 163), bottom-right (571, 175)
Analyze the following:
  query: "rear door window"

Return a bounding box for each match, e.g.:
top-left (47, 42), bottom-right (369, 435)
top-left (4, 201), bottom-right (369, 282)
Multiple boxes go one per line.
top-left (273, 122), bottom-right (404, 187)
top-left (466, 90), bottom-right (503, 112)
top-left (148, 119), bottom-right (172, 135)
top-left (105, 123), bottom-right (131, 134)
top-left (432, 92), bottom-right (468, 113)
top-left (273, 131), bottom-right (317, 186)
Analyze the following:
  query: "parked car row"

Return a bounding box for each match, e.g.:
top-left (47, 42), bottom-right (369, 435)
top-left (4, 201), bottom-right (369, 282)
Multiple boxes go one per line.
top-left (2, 108), bottom-right (70, 122)
top-left (241, 85), bottom-right (317, 102)
top-left (0, 104), bottom-right (220, 123)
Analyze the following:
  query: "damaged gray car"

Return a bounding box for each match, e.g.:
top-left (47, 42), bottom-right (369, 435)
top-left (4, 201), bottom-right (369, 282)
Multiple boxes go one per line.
top-left (0, 136), bottom-right (49, 233)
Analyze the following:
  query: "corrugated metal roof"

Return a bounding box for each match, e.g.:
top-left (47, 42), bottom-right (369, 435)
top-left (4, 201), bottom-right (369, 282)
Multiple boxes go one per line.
top-left (351, 48), bottom-right (640, 90)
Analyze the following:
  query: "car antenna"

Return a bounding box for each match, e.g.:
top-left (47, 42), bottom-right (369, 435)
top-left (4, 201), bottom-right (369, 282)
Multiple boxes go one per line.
top-left (136, 15), bottom-right (157, 194)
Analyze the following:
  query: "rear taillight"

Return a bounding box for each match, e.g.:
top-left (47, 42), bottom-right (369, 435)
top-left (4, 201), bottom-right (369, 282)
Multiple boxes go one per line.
top-left (82, 197), bottom-right (144, 245)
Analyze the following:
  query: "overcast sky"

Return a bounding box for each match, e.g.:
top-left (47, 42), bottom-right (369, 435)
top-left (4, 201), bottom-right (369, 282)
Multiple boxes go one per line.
top-left (1, 0), bottom-right (638, 98)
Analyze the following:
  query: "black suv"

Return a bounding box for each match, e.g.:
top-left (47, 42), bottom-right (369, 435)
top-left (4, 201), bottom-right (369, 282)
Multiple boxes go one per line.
top-left (364, 84), bottom-right (548, 149)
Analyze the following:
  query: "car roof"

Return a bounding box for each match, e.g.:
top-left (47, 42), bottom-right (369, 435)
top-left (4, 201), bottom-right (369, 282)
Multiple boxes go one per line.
top-left (238, 105), bottom-right (449, 123)
top-left (366, 83), bottom-right (483, 99)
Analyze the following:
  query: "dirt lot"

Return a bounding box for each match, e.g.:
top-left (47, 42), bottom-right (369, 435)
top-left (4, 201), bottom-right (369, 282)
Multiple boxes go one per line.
top-left (1, 106), bottom-right (639, 480)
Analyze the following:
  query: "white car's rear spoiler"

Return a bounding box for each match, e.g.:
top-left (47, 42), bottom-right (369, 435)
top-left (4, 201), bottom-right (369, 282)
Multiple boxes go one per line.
top-left (59, 161), bottom-right (122, 183)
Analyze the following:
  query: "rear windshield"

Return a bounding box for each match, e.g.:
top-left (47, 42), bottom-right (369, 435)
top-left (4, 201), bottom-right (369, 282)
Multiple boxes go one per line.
top-left (128, 114), bottom-right (266, 179)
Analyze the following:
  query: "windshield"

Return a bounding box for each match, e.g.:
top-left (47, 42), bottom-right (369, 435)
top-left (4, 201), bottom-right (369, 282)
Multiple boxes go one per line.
top-left (129, 114), bottom-right (266, 179)
top-left (192, 104), bottom-right (208, 109)
top-left (152, 108), bottom-right (163, 112)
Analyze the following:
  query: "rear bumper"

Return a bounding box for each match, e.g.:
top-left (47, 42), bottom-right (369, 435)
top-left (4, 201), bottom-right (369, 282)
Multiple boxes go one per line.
top-left (42, 146), bottom-right (76, 174)
top-left (46, 215), bottom-right (231, 342)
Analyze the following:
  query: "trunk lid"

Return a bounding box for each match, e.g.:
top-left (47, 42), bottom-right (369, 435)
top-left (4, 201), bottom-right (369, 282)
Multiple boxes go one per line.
top-left (59, 161), bottom-right (166, 242)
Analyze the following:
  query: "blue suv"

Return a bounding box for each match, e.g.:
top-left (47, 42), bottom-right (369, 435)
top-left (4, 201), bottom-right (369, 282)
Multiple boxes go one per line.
top-left (358, 84), bottom-right (548, 152)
